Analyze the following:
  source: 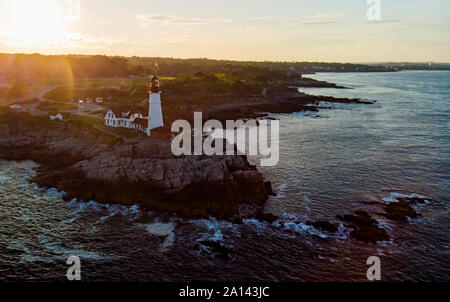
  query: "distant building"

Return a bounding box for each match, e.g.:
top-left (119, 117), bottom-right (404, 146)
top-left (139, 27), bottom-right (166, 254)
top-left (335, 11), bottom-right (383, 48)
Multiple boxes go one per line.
top-left (96, 97), bottom-right (104, 103)
top-left (9, 104), bottom-right (21, 110)
top-left (104, 76), bottom-right (164, 136)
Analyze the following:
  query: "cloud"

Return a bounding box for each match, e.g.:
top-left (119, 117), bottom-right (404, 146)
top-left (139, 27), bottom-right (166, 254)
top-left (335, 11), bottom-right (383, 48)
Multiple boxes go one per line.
top-left (296, 20), bottom-right (343, 25)
top-left (245, 13), bottom-right (346, 26)
top-left (245, 16), bottom-right (276, 21)
top-left (136, 14), bottom-right (233, 26)
top-left (309, 13), bottom-right (344, 20)
top-left (234, 26), bottom-right (248, 32)
top-left (293, 12), bottom-right (345, 25)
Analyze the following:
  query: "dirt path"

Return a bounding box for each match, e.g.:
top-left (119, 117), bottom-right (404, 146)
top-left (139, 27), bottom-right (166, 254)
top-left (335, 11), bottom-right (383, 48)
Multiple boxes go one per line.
top-left (36, 85), bottom-right (58, 101)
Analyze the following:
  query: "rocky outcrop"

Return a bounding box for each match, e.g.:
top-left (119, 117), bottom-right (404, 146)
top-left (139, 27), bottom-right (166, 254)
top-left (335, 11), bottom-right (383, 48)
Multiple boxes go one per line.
top-left (282, 77), bottom-right (348, 88)
top-left (306, 220), bottom-right (339, 233)
top-left (0, 113), bottom-right (271, 218)
top-left (382, 197), bottom-right (429, 221)
top-left (203, 92), bottom-right (372, 123)
top-left (337, 211), bottom-right (390, 244)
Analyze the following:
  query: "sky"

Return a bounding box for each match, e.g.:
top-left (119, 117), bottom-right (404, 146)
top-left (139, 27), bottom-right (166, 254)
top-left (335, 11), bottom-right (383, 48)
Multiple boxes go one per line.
top-left (0, 0), bottom-right (449, 62)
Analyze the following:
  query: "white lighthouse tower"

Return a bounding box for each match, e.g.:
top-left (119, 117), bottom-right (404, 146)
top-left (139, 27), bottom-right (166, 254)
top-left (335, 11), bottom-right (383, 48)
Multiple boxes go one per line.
top-left (148, 75), bottom-right (164, 132)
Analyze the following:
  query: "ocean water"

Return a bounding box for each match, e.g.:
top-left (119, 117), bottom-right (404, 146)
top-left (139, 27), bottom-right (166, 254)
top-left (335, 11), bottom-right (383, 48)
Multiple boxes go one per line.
top-left (0, 71), bottom-right (449, 281)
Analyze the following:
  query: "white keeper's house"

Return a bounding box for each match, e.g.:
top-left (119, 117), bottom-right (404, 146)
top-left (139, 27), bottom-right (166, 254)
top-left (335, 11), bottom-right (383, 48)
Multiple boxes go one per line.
top-left (104, 76), bottom-right (164, 136)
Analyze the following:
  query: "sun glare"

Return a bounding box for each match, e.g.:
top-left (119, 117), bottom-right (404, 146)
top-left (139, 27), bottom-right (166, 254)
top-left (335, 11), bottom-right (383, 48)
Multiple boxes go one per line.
top-left (2, 0), bottom-right (68, 46)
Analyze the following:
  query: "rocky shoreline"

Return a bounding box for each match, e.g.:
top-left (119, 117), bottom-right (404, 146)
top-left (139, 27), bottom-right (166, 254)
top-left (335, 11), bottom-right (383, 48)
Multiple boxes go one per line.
top-left (282, 77), bottom-right (349, 88)
top-left (202, 90), bottom-right (371, 123)
top-left (1, 86), bottom-right (429, 245)
top-left (0, 118), bottom-right (273, 218)
top-left (0, 89), bottom-right (370, 220)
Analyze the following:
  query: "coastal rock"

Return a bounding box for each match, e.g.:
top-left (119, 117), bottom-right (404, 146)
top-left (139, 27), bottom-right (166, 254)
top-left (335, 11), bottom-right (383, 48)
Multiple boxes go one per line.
top-left (255, 213), bottom-right (279, 224)
top-left (203, 91), bottom-right (371, 122)
top-left (282, 77), bottom-right (348, 89)
top-left (264, 181), bottom-right (275, 196)
top-left (0, 112), bottom-right (272, 219)
top-left (382, 197), bottom-right (430, 222)
top-left (337, 211), bottom-right (390, 243)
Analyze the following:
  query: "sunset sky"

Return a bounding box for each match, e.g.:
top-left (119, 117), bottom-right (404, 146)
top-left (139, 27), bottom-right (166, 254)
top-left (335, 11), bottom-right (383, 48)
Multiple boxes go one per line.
top-left (0, 0), bottom-right (449, 62)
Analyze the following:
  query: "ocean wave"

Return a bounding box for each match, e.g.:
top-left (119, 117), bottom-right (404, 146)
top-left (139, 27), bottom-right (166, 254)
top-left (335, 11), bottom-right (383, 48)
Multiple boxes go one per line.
top-left (280, 214), bottom-right (352, 240)
top-left (273, 183), bottom-right (287, 199)
top-left (137, 221), bottom-right (176, 250)
top-left (194, 218), bottom-right (235, 241)
top-left (42, 187), bottom-right (66, 201)
top-left (382, 192), bottom-right (428, 203)
top-left (0, 171), bottom-right (10, 182)
top-left (67, 199), bottom-right (142, 217)
top-left (193, 218), bottom-right (235, 244)
top-left (16, 238), bottom-right (109, 263)
top-left (242, 214), bottom-right (349, 240)
top-left (190, 218), bottom-right (236, 260)
top-left (280, 221), bottom-right (328, 239)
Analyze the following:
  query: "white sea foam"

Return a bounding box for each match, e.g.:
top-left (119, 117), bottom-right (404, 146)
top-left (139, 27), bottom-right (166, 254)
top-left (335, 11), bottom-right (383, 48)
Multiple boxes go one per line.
top-left (243, 218), bottom-right (268, 230)
top-left (67, 199), bottom-right (141, 217)
top-left (42, 239), bottom-right (107, 260)
top-left (17, 236), bottom-right (109, 263)
top-left (192, 217), bottom-right (236, 246)
top-left (43, 187), bottom-right (66, 200)
top-left (274, 183), bottom-right (287, 199)
top-left (333, 223), bottom-right (350, 240)
top-left (281, 221), bottom-right (328, 239)
top-left (382, 192), bottom-right (426, 203)
top-left (139, 221), bottom-right (176, 250)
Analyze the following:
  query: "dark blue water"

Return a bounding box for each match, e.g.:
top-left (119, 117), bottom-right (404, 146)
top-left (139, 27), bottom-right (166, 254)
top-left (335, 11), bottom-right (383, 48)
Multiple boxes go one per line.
top-left (0, 71), bottom-right (448, 281)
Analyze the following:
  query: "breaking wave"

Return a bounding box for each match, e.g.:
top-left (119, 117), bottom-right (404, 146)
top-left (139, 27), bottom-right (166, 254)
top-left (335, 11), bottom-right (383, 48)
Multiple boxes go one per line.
top-left (382, 192), bottom-right (427, 203)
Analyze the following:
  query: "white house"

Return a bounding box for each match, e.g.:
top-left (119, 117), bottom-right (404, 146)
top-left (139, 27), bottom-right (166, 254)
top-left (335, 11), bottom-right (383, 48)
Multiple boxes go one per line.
top-left (96, 97), bottom-right (104, 103)
top-left (104, 75), bottom-right (164, 136)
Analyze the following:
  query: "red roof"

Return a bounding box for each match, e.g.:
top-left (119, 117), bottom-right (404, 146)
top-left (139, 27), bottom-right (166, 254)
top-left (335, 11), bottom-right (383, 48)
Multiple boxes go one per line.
top-left (107, 105), bottom-right (131, 117)
top-left (134, 117), bottom-right (148, 128)
top-left (107, 106), bottom-right (145, 118)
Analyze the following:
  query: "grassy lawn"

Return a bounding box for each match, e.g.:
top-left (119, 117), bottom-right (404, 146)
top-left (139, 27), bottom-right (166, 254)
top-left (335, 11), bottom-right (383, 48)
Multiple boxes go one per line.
top-left (97, 124), bottom-right (140, 138)
top-left (36, 101), bottom-right (78, 111)
top-left (89, 109), bottom-right (106, 115)
top-left (68, 115), bottom-right (103, 128)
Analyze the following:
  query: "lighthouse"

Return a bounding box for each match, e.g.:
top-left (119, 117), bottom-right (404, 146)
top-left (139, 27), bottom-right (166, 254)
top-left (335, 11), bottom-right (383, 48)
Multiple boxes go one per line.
top-left (148, 75), bottom-right (164, 132)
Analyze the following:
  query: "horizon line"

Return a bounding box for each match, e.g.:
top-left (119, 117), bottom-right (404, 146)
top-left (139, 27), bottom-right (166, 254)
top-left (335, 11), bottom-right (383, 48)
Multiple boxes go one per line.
top-left (1, 52), bottom-right (449, 65)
